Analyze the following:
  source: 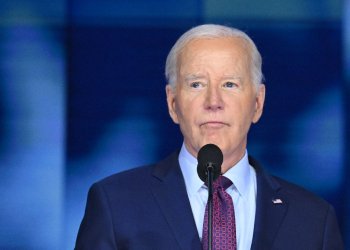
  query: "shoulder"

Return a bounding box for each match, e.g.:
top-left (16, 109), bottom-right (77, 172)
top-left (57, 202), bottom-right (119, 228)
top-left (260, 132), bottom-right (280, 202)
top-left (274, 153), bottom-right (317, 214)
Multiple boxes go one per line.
top-left (249, 155), bottom-right (329, 210)
top-left (92, 150), bottom-right (180, 194)
top-left (272, 175), bottom-right (329, 208)
top-left (100, 163), bottom-right (156, 185)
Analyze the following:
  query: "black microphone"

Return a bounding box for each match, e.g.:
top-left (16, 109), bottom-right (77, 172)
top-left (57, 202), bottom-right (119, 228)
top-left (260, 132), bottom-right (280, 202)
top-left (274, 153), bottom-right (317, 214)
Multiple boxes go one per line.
top-left (197, 144), bottom-right (223, 183)
top-left (197, 143), bottom-right (223, 250)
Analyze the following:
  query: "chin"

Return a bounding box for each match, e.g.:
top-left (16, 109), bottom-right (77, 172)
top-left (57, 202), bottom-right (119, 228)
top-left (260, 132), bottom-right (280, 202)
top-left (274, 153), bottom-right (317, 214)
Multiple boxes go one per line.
top-left (202, 139), bottom-right (226, 151)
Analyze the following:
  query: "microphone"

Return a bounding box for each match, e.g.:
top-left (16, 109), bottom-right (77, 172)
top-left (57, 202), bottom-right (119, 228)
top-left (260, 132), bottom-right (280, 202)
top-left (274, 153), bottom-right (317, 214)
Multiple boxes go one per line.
top-left (197, 144), bottom-right (223, 183)
top-left (197, 144), bottom-right (223, 250)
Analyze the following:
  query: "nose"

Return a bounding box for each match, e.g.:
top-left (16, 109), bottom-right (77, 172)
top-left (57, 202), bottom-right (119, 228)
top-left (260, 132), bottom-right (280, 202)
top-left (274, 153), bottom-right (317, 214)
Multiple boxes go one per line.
top-left (204, 85), bottom-right (224, 111)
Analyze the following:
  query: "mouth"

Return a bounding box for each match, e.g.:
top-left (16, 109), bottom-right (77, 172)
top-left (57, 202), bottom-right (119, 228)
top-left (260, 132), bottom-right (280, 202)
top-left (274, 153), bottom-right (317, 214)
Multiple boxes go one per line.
top-left (201, 121), bottom-right (228, 128)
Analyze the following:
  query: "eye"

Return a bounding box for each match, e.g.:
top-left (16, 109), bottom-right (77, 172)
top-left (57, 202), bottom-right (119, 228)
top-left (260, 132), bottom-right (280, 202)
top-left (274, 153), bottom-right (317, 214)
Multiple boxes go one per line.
top-left (224, 82), bottom-right (236, 88)
top-left (191, 82), bottom-right (202, 88)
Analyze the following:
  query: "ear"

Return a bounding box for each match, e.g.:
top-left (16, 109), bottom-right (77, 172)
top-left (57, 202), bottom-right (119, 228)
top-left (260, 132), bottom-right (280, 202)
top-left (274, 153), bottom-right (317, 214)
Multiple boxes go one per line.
top-left (166, 85), bottom-right (179, 124)
top-left (252, 84), bottom-right (265, 123)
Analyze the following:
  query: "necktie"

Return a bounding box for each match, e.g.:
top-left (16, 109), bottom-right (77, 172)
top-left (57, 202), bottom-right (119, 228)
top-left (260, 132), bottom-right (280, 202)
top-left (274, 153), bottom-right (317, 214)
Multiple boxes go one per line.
top-left (202, 175), bottom-right (237, 250)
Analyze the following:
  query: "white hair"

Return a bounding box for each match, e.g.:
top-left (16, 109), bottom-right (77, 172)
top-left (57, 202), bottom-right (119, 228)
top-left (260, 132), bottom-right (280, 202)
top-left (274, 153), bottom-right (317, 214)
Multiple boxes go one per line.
top-left (165, 24), bottom-right (264, 92)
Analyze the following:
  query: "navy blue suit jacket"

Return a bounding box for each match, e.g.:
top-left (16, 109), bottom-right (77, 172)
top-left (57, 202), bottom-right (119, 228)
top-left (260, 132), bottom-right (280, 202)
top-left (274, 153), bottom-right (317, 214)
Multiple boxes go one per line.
top-left (75, 151), bottom-right (344, 249)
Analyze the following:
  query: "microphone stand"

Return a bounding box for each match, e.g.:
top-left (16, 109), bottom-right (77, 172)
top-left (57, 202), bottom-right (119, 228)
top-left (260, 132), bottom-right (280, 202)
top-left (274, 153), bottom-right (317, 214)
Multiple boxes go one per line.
top-left (206, 163), bottom-right (214, 250)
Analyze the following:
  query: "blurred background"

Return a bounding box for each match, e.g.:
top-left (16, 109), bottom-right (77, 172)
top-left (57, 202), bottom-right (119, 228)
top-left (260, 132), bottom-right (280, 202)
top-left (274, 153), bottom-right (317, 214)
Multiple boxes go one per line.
top-left (0, 0), bottom-right (349, 249)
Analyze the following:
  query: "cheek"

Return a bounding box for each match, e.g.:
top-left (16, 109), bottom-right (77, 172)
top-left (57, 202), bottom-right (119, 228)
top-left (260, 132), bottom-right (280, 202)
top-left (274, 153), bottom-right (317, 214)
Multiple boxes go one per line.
top-left (230, 98), bottom-right (255, 125)
top-left (176, 102), bottom-right (200, 132)
top-left (178, 107), bottom-right (193, 127)
top-left (243, 99), bottom-right (258, 127)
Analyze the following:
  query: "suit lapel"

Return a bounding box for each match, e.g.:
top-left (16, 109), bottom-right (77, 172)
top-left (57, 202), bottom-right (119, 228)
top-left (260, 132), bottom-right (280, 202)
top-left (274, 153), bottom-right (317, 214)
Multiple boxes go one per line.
top-left (249, 156), bottom-right (289, 250)
top-left (150, 151), bottom-right (202, 250)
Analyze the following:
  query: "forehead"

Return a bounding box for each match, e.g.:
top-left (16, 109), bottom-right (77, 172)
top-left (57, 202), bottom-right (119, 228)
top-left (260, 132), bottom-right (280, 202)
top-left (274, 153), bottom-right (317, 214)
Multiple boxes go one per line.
top-left (177, 37), bottom-right (251, 75)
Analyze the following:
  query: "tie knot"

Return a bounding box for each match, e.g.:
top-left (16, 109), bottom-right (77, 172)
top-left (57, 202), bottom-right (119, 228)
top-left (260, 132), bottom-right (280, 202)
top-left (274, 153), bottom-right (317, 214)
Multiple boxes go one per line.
top-left (204, 175), bottom-right (232, 190)
top-left (215, 175), bottom-right (232, 190)
top-left (203, 175), bottom-right (232, 190)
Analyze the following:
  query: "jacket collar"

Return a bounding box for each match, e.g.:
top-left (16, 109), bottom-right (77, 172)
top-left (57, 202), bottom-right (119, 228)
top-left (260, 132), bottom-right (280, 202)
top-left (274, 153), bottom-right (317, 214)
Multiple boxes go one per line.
top-left (249, 156), bottom-right (289, 250)
top-left (151, 150), bottom-right (203, 250)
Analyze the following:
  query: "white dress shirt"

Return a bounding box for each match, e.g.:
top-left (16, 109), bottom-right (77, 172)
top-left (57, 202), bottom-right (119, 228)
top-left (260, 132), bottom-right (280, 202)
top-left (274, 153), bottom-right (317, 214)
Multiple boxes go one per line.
top-left (178, 143), bottom-right (257, 250)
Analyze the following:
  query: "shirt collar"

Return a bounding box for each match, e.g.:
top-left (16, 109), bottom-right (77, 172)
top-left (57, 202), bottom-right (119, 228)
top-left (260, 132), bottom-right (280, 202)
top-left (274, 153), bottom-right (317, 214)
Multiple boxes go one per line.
top-left (179, 143), bottom-right (203, 198)
top-left (178, 143), bottom-right (252, 200)
top-left (222, 150), bottom-right (251, 201)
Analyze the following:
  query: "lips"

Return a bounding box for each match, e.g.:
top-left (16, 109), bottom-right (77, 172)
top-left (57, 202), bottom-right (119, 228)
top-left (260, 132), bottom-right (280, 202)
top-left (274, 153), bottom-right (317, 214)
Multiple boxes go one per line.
top-left (201, 121), bottom-right (228, 128)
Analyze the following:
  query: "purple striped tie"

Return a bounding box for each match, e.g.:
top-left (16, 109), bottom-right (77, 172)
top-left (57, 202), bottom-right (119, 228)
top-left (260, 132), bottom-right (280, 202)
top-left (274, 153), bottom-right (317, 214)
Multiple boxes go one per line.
top-left (202, 175), bottom-right (237, 250)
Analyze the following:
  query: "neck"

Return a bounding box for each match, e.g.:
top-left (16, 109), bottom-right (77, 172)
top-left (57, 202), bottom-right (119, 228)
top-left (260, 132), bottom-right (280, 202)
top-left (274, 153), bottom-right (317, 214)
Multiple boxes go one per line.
top-left (221, 148), bottom-right (246, 174)
top-left (182, 142), bottom-right (247, 174)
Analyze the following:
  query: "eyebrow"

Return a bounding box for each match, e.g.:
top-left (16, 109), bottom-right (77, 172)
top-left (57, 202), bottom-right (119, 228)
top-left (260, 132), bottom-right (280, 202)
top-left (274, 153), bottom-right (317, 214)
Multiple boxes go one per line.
top-left (222, 75), bottom-right (242, 80)
top-left (184, 74), bottom-right (205, 81)
top-left (184, 74), bottom-right (243, 82)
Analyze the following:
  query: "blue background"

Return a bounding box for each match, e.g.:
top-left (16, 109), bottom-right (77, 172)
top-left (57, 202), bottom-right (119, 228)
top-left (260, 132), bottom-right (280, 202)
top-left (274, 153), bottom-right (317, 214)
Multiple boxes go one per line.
top-left (0, 0), bottom-right (349, 249)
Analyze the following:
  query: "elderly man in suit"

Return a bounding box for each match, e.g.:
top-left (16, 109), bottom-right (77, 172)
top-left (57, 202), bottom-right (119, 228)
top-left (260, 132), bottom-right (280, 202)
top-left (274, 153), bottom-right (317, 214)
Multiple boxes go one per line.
top-left (75, 24), bottom-right (344, 250)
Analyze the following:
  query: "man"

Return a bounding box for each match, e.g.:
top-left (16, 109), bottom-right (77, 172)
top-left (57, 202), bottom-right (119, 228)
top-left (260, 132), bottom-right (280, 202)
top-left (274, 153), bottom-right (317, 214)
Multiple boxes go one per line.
top-left (75, 24), bottom-right (344, 249)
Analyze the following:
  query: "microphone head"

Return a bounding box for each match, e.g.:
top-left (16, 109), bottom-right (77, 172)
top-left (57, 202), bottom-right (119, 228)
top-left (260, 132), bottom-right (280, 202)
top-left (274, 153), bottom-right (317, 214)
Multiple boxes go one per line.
top-left (197, 144), bottom-right (223, 183)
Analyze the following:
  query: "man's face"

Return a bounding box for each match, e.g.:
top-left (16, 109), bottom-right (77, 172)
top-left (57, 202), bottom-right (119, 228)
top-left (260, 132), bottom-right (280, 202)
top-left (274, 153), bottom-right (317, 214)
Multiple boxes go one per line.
top-left (166, 37), bottom-right (265, 171)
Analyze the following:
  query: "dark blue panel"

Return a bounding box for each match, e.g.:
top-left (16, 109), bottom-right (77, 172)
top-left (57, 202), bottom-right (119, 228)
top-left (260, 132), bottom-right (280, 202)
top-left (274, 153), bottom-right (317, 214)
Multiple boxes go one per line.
top-left (67, 27), bottom-right (190, 162)
top-left (71, 0), bottom-right (202, 24)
